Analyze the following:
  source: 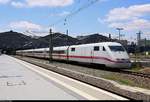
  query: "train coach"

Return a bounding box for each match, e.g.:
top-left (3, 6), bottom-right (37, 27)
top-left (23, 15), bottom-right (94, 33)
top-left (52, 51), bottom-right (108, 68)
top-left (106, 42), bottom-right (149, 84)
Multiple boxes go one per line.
top-left (16, 42), bottom-right (131, 68)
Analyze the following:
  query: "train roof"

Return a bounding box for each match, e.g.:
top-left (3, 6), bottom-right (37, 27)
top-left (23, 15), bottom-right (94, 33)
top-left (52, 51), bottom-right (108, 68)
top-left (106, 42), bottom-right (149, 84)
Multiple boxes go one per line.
top-left (16, 48), bottom-right (48, 52)
top-left (69, 42), bottom-right (121, 48)
top-left (17, 42), bottom-right (122, 52)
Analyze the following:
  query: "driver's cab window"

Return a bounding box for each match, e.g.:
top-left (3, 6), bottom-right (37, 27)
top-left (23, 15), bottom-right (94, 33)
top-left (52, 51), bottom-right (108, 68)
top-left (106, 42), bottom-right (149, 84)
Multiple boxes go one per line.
top-left (94, 46), bottom-right (99, 51)
top-left (103, 46), bottom-right (106, 51)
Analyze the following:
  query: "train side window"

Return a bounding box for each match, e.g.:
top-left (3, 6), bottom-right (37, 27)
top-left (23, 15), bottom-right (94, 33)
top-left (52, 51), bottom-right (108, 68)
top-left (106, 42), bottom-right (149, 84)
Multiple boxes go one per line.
top-left (103, 46), bottom-right (106, 51)
top-left (53, 50), bottom-right (65, 54)
top-left (71, 48), bottom-right (75, 52)
top-left (94, 46), bottom-right (99, 51)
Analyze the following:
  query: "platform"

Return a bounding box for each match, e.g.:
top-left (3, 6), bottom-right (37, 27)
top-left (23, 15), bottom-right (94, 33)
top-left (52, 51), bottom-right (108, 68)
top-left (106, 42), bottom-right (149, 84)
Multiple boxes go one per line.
top-left (0, 55), bottom-right (127, 100)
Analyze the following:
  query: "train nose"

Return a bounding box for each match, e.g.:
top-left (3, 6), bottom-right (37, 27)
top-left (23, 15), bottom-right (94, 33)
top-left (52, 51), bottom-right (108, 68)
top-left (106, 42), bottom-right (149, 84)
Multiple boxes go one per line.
top-left (111, 59), bottom-right (132, 68)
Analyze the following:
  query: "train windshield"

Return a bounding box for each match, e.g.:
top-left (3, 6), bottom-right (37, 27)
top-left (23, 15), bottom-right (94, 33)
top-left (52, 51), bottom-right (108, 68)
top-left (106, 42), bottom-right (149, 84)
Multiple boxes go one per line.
top-left (109, 46), bottom-right (125, 52)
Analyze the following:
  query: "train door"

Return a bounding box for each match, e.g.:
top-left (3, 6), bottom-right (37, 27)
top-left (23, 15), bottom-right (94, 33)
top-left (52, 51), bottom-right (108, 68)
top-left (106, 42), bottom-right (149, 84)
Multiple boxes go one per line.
top-left (90, 47), bottom-right (94, 63)
top-left (44, 48), bottom-right (46, 58)
top-left (92, 46), bottom-right (100, 64)
top-left (83, 46), bottom-right (93, 63)
top-left (66, 46), bottom-right (69, 61)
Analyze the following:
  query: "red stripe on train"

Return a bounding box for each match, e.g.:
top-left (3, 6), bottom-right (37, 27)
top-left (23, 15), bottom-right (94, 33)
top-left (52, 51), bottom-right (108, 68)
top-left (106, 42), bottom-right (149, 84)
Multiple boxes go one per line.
top-left (52, 54), bottom-right (127, 63)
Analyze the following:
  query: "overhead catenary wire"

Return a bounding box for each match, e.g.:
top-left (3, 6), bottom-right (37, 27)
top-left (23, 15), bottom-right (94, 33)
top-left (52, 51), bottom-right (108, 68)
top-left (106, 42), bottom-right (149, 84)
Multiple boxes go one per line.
top-left (24, 0), bottom-right (99, 35)
top-left (25, 30), bottom-right (68, 41)
top-left (21, 0), bottom-right (100, 48)
top-left (49, 0), bottom-right (100, 27)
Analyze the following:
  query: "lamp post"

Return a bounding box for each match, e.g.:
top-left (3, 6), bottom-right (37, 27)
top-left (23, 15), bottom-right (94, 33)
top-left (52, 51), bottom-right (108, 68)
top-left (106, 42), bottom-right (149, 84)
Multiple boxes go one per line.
top-left (136, 31), bottom-right (142, 53)
top-left (144, 38), bottom-right (147, 58)
top-left (116, 28), bottom-right (124, 41)
top-left (49, 28), bottom-right (53, 63)
top-left (64, 19), bottom-right (69, 61)
top-left (135, 31), bottom-right (142, 67)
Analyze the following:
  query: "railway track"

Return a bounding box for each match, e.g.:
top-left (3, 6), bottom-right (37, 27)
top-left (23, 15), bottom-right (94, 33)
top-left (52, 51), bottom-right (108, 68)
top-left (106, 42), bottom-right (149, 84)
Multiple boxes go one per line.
top-left (16, 55), bottom-right (150, 79)
top-left (118, 69), bottom-right (150, 79)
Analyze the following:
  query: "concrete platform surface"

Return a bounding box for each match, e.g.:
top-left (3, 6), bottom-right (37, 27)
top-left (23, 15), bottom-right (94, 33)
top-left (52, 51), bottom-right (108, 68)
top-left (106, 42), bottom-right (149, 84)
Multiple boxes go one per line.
top-left (0, 55), bottom-right (127, 100)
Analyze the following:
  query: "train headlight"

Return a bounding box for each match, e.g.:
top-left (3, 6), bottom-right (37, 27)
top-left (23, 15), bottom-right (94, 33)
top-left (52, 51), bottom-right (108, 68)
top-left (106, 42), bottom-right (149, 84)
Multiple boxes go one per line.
top-left (116, 59), bottom-right (131, 63)
top-left (116, 59), bottom-right (122, 61)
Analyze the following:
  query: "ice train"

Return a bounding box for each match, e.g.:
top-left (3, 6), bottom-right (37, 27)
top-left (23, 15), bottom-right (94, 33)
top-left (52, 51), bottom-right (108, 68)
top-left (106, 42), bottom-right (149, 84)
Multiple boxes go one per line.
top-left (16, 42), bottom-right (131, 68)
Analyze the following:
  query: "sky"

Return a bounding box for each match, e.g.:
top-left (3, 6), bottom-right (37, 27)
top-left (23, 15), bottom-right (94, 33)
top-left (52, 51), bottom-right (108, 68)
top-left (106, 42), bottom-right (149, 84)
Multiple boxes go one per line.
top-left (0, 0), bottom-right (150, 42)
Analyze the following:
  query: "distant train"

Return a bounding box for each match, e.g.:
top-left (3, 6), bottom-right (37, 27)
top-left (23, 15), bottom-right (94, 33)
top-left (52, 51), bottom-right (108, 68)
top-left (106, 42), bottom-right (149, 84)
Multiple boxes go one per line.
top-left (16, 42), bottom-right (131, 68)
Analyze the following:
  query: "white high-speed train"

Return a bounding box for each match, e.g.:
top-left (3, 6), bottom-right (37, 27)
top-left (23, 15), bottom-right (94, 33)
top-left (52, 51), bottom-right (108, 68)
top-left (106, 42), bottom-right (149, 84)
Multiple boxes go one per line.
top-left (16, 42), bottom-right (131, 68)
